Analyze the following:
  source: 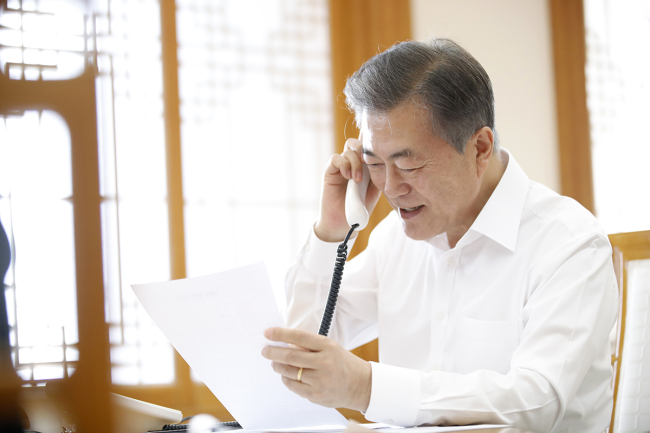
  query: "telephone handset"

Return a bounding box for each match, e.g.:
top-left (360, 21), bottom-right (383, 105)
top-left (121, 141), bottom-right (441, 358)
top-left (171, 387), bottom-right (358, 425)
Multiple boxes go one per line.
top-left (344, 163), bottom-right (371, 231)
top-left (318, 164), bottom-right (370, 337)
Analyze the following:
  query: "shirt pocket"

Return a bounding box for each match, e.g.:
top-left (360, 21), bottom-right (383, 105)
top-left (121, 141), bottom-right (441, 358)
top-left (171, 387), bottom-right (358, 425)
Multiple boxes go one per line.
top-left (452, 315), bottom-right (520, 375)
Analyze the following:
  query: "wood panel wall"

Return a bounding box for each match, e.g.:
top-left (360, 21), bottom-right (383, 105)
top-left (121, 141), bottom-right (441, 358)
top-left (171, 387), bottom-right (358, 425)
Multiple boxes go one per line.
top-left (549, 0), bottom-right (595, 213)
top-left (329, 0), bottom-right (412, 257)
top-left (328, 0), bottom-right (412, 421)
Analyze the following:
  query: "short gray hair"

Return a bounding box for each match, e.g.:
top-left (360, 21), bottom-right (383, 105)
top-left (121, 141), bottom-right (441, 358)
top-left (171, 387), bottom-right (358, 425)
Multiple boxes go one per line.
top-left (344, 38), bottom-right (498, 154)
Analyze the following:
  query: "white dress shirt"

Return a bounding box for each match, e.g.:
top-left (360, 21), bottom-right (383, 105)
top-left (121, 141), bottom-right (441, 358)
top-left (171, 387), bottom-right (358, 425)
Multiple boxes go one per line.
top-left (284, 151), bottom-right (618, 433)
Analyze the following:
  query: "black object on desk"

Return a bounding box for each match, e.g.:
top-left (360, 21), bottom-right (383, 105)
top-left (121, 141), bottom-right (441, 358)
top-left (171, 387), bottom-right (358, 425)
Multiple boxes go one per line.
top-left (148, 420), bottom-right (242, 432)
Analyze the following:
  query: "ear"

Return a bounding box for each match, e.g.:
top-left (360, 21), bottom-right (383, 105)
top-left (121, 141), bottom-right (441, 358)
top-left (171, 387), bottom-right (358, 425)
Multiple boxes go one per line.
top-left (470, 127), bottom-right (494, 177)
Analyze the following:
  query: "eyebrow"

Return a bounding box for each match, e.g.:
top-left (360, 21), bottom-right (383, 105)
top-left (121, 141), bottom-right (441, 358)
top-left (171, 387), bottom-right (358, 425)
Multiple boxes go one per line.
top-left (362, 147), bottom-right (415, 160)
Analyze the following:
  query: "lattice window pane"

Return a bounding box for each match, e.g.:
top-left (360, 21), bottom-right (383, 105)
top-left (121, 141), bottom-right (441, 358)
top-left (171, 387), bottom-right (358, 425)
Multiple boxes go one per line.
top-left (0, 0), bottom-right (87, 80)
top-left (0, 110), bottom-right (78, 384)
top-left (176, 0), bottom-right (334, 318)
top-left (585, 0), bottom-right (650, 233)
top-left (93, 0), bottom-right (173, 385)
top-left (0, 0), bottom-right (174, 386)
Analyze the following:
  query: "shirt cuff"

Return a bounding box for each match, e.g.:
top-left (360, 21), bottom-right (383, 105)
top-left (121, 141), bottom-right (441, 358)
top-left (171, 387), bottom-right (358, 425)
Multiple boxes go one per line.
top-left (302, 226), bottom-right (357, 277)
top-left (364, 361), bottom-right (421, 426)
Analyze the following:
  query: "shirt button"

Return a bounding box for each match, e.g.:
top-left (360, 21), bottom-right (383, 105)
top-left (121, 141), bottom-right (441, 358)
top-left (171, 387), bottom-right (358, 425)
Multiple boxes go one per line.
top-left (387, 419), bottom-right (394, 425)
top-left (436, 312), bottom-right (445, 321)
top-left (446, 256), bottom-right (455, 266)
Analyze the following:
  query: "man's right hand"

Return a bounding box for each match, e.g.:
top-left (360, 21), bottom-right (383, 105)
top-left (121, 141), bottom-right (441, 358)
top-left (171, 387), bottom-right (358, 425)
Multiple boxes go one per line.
top-left (314, 136), bottom-right (381, 242)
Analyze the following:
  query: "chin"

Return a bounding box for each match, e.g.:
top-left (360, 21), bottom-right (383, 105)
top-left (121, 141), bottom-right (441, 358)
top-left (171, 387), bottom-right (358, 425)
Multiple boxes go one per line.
top-left (400, 221), bottom-right (437, 241)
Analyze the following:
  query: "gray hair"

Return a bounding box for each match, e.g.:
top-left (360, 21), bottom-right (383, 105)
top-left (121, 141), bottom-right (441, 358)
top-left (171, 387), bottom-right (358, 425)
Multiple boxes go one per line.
top-left (344, 38), bottom-right (498, 154)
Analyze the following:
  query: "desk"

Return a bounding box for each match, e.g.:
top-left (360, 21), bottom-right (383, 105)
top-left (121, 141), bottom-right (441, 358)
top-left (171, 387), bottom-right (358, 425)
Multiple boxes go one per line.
top-left (253, 430), bottom-right (530, 433)
top-left (468, 430), bottom-right (530, 433)
top-left (349, 426), bottom-right (533, 433)
top-left (439, 427), bottom-right (535, 433)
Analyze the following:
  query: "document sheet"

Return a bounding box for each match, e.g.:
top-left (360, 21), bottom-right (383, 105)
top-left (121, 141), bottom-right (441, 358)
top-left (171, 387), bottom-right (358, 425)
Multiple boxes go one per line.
top-left (342, 423), bottom-right (511, 433)
top-left (131, 262), bottom-right (348, 430)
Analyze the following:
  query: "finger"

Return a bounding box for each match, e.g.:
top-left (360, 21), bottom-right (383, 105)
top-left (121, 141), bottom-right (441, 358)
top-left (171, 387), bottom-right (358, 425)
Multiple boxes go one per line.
top-left (262, 345), bottom-right (318, 368)
top-left (272, 362), bottom-right (311, 384)
top-left (326, 153), bottom-right (353, 179)
top-left (344, 137), bottom-right (362, 152)
top-left (346, 135), bottom-right (364, 159)
top-left (342, 149), bottom-right (363, 183)
top-left (344, 138), bottom-right (365, 182)
top-left (288, 343), bottom-right (310, 351)
top-left (264, 327), bottom-right (329, 351)
top-left (281, 375), bottom-right (312, 399)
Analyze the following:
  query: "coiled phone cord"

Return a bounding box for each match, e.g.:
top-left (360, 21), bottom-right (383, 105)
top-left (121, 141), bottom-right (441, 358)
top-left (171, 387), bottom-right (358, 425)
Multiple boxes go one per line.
top-left (318, 223), bottom-right (359, 337)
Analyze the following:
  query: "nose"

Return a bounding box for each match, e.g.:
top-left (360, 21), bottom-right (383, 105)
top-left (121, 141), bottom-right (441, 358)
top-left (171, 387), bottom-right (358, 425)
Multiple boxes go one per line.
top-left (383, 166), bottom-right (410, 199)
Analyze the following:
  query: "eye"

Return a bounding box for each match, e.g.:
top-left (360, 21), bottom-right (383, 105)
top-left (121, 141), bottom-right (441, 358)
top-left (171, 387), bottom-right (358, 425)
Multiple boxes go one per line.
top-left (365, 162), bottom-right (384, 169)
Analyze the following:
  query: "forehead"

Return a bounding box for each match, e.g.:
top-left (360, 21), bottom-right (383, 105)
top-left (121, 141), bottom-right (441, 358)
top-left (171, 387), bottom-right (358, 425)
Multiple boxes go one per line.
top-left (361, 104), bottom-right (429, 132)
top-left (360, 104), bottom-right (440, 158)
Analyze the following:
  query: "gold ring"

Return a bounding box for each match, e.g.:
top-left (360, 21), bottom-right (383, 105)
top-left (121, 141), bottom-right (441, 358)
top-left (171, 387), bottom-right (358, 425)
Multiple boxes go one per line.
top-left (297, 367), bottom-right (303, 382)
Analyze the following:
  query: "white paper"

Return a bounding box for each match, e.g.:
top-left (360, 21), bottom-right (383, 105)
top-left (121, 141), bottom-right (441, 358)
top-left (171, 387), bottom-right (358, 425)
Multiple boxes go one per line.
top-left (131, 262), bottom-right (348, 430)
top-left (346, 423), bottom-right (510, 433)
top-left (374, 425), bottom-right (510, 432)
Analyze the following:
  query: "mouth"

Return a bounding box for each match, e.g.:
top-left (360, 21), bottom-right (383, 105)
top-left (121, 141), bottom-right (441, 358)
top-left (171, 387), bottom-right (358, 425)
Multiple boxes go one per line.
top-left (400, 205), bottom-right (423, 212)
top-left (397, 205), bottom-right (424, 219)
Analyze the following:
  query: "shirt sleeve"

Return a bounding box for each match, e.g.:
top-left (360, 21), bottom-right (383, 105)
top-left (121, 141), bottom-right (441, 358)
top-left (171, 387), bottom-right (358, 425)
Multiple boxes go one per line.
top-left (364, 233), bottom-right (618, 433)
top-left (284, 222), bottom-right (388, 350)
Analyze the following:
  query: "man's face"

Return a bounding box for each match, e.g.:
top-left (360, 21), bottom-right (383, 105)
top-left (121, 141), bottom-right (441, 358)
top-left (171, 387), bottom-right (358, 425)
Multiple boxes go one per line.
top-left (361, 103), bottom-right (483, 241)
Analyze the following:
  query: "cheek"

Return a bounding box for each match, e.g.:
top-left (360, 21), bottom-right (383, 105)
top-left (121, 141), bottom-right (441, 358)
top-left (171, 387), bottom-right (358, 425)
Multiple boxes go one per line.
top-left (413, 176), bottom-right (464, 206)
top-left (444, 175), bottom-right (481, 209)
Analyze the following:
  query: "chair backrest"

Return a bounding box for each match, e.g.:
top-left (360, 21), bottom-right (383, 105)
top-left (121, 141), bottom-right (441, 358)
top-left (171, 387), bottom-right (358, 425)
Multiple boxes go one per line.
top-left (608, 230), bottom-right (650, 433)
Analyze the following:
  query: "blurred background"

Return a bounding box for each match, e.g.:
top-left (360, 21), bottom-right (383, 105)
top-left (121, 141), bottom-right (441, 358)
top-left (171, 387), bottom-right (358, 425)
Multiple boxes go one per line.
top-left (0, 0), bottom-right (648, 431)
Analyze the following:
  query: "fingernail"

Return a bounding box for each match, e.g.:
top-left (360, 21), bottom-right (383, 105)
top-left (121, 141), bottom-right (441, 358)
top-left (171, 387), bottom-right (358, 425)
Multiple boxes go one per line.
top-left (261, 347), bottom-right (268, 357)
top-left (263, 328), bottom-right (272, 338)
top-left (356, 171), bottom-right (362, 182)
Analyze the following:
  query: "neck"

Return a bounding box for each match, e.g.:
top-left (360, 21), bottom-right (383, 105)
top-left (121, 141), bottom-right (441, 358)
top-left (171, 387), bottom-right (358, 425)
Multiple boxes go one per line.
top-left (447, 150), bottom-right (507, 248)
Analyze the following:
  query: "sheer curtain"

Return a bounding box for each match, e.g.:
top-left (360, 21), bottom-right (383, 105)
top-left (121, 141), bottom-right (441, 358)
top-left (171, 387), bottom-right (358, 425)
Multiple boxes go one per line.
top-left (176, 0), bottom-right (333, 313)
top-left (584, 0), bottom-right (650, 234)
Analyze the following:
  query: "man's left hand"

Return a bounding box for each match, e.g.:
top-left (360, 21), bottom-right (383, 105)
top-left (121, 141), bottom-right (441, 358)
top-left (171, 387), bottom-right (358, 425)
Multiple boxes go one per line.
top-left (261, 327), bottom-right (371, 412)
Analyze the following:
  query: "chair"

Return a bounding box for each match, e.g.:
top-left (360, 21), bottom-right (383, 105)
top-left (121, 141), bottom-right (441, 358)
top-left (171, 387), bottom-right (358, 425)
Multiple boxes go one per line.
top-left (608, 230), bottom-right (650, 433)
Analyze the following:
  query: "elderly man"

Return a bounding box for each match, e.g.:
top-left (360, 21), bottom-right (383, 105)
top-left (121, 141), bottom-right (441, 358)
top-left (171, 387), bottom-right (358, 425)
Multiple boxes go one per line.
top-left (261, 39), bottom-right (617, 433)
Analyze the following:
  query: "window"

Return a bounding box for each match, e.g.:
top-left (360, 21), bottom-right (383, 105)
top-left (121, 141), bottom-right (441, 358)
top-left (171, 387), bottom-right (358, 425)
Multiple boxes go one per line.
top-left (0, 0), bottom-right (89, 385)
top-left (0, 110), bottom-right (78, 383)
top-left (584, 0), bottom-right (650, 234)
top-left (1, 0), bottom-right (332, 414)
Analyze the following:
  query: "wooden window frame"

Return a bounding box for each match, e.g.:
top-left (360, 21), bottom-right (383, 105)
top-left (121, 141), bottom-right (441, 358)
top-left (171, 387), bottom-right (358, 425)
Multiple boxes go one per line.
top-left (549, 0), bottom-right (595, 213)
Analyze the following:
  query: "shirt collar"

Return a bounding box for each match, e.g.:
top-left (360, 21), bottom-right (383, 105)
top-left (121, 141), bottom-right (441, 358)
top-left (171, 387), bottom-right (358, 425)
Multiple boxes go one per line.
top-left (462, 148), bottom-right (528, 251)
